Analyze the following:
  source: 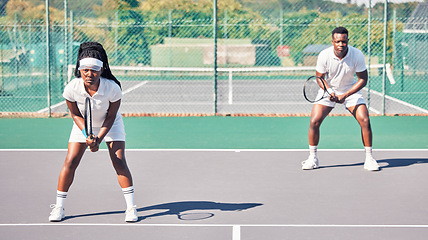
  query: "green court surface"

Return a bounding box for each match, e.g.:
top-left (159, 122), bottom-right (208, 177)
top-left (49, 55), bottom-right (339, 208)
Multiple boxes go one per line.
top-left (0, 116), bottom-right (427, 149)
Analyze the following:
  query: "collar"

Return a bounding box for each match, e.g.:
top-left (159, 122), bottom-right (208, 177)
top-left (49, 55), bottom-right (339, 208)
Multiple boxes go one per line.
top-left (331, 45), bottom-right (351, 61)
top-left (79, 77), bottom-right (105, 97)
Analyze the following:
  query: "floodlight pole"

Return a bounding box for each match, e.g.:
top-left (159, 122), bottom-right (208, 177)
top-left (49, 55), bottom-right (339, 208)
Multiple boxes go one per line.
top-left (213, 0), bottom-right (218, 115)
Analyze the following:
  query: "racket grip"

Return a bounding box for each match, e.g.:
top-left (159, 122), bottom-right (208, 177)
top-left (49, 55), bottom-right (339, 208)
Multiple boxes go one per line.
top-left (82, 128), bottom-right (88, 138)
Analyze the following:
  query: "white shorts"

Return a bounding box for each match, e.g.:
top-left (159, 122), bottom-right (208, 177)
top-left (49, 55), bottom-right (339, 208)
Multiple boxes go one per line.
top-left (317, 91), bottom-right (366, 108)
top-left (68, 120), bottom-right (126, 143)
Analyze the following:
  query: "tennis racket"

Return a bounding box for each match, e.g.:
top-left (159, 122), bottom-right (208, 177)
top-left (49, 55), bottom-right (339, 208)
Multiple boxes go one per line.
top-left (303, 76), bottom-right (332, 103)
top-left (84, 97), bottom-right (94, 139)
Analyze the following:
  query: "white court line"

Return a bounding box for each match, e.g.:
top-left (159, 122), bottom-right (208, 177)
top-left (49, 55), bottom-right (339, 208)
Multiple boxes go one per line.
top-left (1, 149), bottom-right (428, 152)
top-left (1, 223), bottom-right (428, 228)
top-left (368, 107), bottom-right (381, 114)
top-left (36, 100), bottom-right (68, 113)
top-left (368, 88), bottom-right (428, 114)
top-left (122, 81), bottom-right (148, 94)
top-left (4, 223), bottom-right (427, 240)
top-left (362, 88), bottom-right (382, 114)
top-left (36, 81), bottom-right (148, 113)
top-left (233, 225), bottom-right (241, 240)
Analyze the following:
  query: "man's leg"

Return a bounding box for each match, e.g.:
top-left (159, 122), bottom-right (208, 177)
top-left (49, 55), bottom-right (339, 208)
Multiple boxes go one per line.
top-left (303, 104), bottom-right (333, 170)
top-left (309, 104), bottom-right (334, 146)
top-left (348, 104), bottom-right (379, 171)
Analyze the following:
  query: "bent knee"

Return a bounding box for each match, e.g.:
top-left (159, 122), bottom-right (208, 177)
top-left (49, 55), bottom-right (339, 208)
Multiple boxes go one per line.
top-left (111, 158), bottom-right (129, 171)
top-left (63, 157), bottom-right (80, 171)
top-left (310, 118), bottom-right (323, 129)
top-left (359, 119), bottom-right (372, 130)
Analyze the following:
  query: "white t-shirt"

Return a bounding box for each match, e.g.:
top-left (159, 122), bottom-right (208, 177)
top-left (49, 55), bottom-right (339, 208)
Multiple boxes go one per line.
top-left (63, 77), bottom-right (125, 142)
top-left (316, 45), bottom-right (367, 93)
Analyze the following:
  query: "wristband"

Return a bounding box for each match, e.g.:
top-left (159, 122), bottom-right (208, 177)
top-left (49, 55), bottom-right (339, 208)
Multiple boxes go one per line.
top-left (326, 88), bottom-right (334, 95)
top-left (82, 128), bottom-right (88, 138)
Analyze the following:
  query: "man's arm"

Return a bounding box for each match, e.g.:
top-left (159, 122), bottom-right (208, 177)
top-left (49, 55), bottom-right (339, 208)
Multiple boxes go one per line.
top-left (336, 70), bottom-right (368, 103)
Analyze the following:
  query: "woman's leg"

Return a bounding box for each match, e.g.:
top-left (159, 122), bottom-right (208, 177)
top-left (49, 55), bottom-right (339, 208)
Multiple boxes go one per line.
top-left (57, 142), bottom-right (87, 192)
top-left (106, 141), bottom-right (133, 188)
top-left (107, 141), bottom-right (137, 222)
top-left (50, 142), bottom-right (86, 221)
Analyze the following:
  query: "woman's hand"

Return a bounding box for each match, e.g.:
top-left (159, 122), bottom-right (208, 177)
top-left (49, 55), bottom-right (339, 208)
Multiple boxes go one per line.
top-left (86, 135), bottom-right (100, 152)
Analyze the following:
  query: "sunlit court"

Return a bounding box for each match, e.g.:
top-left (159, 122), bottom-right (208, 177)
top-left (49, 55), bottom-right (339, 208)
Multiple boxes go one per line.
top-left (1, 0), bottom-right (428, 239)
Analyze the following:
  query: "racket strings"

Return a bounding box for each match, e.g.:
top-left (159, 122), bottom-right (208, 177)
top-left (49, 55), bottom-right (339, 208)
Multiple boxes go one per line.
top-left (304, 77), bottom-right (326, 102)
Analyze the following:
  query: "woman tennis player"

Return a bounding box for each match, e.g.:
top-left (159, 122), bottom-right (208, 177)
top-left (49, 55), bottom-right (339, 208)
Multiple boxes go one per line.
top-left (49, 42), bottom-right (138, 222)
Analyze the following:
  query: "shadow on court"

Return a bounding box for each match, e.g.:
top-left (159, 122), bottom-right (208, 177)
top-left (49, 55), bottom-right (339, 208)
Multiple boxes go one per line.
top-left (318, 158), bottom-right (428, 170)
top-left (379, 158), bottom-right (428, 168)
top-left (63, 201), bottom-right (263, 222)
top-left (138, 201), bottom-right (262, 221)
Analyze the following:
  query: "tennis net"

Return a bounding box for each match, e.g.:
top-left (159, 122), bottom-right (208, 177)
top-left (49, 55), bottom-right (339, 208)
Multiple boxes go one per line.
top-left (1, 64), bottom-right (426, 117)
top-left (66, 64), bottom-right (427, 116)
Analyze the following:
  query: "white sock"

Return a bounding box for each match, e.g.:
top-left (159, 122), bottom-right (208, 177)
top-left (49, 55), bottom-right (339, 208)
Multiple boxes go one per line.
top-left (365, 147), bottom-right (373, 159)
top-left (309, 145), bottom-right (318, 157)
top-left (56, 190), bottom-right (68, 208)
top-left (122, 186), bottom-right (135, 209)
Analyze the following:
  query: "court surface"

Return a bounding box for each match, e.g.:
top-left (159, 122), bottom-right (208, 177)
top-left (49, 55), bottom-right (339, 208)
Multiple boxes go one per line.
top-left (1, 149), bottom-right (427, 240)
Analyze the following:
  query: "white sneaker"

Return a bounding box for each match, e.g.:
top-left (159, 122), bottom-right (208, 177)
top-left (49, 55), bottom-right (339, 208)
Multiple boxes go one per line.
top-left (302, 156), bottom-right (319, 170)
top-left (364, 156), bottom-right (380, 171)
top-left (125, 206), bottom-right (138, 222)
top-left (49, 204), bottom-right (65, 222)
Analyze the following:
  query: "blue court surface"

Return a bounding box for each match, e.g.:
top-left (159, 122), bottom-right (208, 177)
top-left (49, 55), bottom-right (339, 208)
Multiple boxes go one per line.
top-left (1, 149), bottom-right (427, 240)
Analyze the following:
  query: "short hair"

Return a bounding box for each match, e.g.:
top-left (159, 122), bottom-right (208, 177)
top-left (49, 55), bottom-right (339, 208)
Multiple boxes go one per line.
top-left (74, 42), bottom-right (121, 88)
top-left (332, 27), bottom-right (348, 38)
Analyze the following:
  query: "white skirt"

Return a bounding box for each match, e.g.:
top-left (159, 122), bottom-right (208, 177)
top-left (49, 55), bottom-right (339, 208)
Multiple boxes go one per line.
top-left (68, 119), bottom-right (126, 143)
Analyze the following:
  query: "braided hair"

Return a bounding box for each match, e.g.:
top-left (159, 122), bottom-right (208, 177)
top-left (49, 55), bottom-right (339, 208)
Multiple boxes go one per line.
top-left (74, 42), bottom-right (121, 88)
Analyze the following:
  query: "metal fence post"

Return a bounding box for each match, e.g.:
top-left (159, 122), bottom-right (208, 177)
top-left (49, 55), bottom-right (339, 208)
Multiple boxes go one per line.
top-left (382, 0), bottom-right (388, 115)
top-left (46, 0), bottom-right (51, 117)
top-left (64, 0), bottom-right (68, 85)
top-left (367, 0), bottom-right (371, 113)
top-left (213, 0), bottom-right (218, 115)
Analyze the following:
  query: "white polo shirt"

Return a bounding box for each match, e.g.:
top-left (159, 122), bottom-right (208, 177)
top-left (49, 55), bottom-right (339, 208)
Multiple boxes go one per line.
top-left (63, 77), bottom-right (125, 142)
top-left (316, 45), bottom-right (367, 93)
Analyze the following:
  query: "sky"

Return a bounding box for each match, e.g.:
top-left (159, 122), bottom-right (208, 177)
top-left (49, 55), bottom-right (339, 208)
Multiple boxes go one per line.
top-left (328, 0), bottom-right (425, 7)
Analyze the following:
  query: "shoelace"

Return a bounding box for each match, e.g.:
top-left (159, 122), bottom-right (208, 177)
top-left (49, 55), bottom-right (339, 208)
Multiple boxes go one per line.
top-left (302, 160), bottom-right (316, 166)
top-left (49, 204), bottom-right (64, 214)
top-left (126, 206), bottom-right (137, 213)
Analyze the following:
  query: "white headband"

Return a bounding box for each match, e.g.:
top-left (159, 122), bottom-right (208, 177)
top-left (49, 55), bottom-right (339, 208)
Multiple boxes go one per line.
top-left (78, 58), bottom-right (103, 71)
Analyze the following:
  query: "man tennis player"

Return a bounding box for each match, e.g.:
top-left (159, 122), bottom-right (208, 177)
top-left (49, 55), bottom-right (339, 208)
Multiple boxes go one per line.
top-left (302, 26), bottom-right (380, 171)
top-left (49, 42), bottom-right (138, 222)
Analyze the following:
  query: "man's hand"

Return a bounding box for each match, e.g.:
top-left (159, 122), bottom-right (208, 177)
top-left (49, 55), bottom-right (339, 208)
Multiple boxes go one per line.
top-left (335, 93), bottom-right (348, 104)
top-left (329, 92), bottom-right (338, 102)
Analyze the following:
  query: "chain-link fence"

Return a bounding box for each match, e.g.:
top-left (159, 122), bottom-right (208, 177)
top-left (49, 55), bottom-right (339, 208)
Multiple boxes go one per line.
top-left (0, 0), bottom-right (427, 117)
